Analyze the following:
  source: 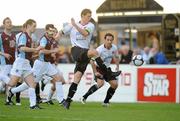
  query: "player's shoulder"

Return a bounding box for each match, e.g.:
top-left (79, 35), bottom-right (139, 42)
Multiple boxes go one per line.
top-left (97, 44), bottom-right (104, 49)
top-left (39, 36), bottom-right (48, 44)
top-left (86, 22), bottom-right (95, 28)
top-left (111, 44), bottom-right (118, 50)
top-left (18, 32), bottom-right (27, 40)
top-left (96, 44), bottom-right (105, 52)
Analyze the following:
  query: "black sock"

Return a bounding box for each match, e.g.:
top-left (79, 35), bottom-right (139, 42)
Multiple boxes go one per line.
top-left (66, 82), bottom-right (78, 102)
top-left (83, 84), bottom-right (99, 99)
top-left (104, 87), bottom-right (116, 103)
top-left (35, 83), bottom-right (41, 100)
top-left (16, 82), bottom-right (22, 103)
top-left (95, 57), bottom-right (108, 72)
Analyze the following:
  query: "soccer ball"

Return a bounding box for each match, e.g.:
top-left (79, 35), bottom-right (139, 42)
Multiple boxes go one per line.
top-left (0, 81), bottom-right (5, 93)
top-left (62, 22), bottom-right (73, 35)
top-left (132, 55), bottom-right (144, 66)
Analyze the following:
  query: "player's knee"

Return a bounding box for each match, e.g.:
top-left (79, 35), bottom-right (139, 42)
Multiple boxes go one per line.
top-left (52, 74), bottom-right (61, 82)
top-left (51, 85), bottom-right (56, 91)
top-left (88, 49), bottom-right (98, 58)
top-left (112, 83), bottom-right (118, 89)
top-left (97, 80), bottom-right (104, 88)
top-left (8, 82), bottom-right (15, 87)
top-left (110, 81), bottom-right (118, 89)
top-left (28, 82), bottom-right (36, 88)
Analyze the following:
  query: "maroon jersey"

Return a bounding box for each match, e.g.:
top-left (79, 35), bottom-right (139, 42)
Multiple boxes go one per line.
top-left (17, 32), bottom-right (33, 60)
top-left (1, 32), bottom-right (16, 64)
top-left (49, 40), bottom-right (59, 64)
top-left (38, 35), bottom-right (53, 62)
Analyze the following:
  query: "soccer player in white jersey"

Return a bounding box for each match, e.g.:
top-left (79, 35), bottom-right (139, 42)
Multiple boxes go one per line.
top-left (6, 19), bottom-right (42, 109)
top-left (80, 33), bottom-right (120, 106)
top-left (57, 8), bottom-right (121, 109)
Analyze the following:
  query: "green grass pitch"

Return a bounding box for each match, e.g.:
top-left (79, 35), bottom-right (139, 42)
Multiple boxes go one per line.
top-left (0, 94), bottom-right (180, 121)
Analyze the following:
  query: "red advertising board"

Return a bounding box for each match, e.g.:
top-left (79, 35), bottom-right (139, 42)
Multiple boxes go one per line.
top-left (138, 68), bottom-right (176, 102)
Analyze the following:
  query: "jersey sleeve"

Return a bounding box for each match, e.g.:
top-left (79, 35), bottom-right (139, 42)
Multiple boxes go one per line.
top-left (40, 37), bottom-right (47, 48)
top-left (85, 23), bottom-right (95, 34)
top-left (113, 45), bottom-right (119, 57)
top-left (18, 33), bottom-right (27, 47)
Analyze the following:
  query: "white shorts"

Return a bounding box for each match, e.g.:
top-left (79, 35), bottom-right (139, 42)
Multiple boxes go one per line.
top-left (10, 57), bottom-right (32, 78)
top-left (32, 60), bottom-right (58, 82)
top-left (0, 65), bottom-right (12, 84)
top-left (52, 64), bottom-right (63, 76)
top-left (0, 65), bottom-right (12, 76)
top-left (41, 64), bottom-right (63, 84)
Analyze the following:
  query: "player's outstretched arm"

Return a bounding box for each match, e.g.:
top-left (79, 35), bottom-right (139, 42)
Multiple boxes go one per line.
top-left (71, 18), bottom-right (89, 37)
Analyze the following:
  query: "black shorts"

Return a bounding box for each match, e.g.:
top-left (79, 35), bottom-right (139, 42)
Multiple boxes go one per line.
top-left (71, 46), bottom-right (90, 74)
top-left (94, 67), bottom-right (117, 82)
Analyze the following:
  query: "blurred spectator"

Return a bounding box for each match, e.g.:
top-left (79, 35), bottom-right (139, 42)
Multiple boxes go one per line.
top-left (176, 59), bottom-right (180, 64)
top-left (58, 47), bottom-right (72, 63)
top-left (119, 45), bottom-right (133, 64)
top-left (147, 32), bottom-right (159, 51)
top-left (142, 46), bottom-right (151, 64)
top-left (132, 48), bottom-right (142, 56)
top-left (149, 48), bottom-right (169, 64)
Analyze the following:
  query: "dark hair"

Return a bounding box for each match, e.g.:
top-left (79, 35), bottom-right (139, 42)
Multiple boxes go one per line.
top-left (3, 17), bottom-right (11, 25)
top-left (45, 24), bottom-right (55, 30)
top-left (81, 9), bottom-right (91, 17)
top-left (25, 19), bottom-right (36, 28)
top-left (104, 33), bottom-right (114, 40)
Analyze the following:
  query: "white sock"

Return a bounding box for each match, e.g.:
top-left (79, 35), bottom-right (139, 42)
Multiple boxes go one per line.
top-left (55, 82), bottom-right (64, 103)
top-left (47, 89), bottom-right (54, 101)
top-left (42, 75), bottom-right (52, 85)
top-left (28, 88), bottom-right (36, 107)
top-left (11, 82), bottom-right (29, 94)
top-left (43, 79), bottom-right (49, 85)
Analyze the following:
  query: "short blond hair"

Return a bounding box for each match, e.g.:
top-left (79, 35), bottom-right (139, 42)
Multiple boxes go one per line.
top-left (25, 19), bottom-right (36, 28)
top-left (81, 9), bottom-right (91, 17)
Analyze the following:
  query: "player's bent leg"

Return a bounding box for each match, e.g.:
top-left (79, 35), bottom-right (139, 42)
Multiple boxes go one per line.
top-left (81, 79), bottom-right (104, 104)
top-left (63, 71), bottom-right (83, 109)
top-left (51, 74), bottom-right (65, 104)
top-left (5, 75), bottom-right (20, 105)
top-left (11, 82), bottom-right (29, 94)
top-left (25, 74), bottom-right (41, 109)
top-left (8, 75), bottom-right (20, 87)
top-left (44, 82), bottom-right (55, 105)
top-left (109, 80), bottom-right (118, 89)
top-left (15, 82), bottom-right (22, 105)
top-left (88, 49), bottom-right (121, 77)
top-left (103, 80), bottom-right (118, 107)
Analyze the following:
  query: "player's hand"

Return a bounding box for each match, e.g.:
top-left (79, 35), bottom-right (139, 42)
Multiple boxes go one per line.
top-left (3, 53), bottom-right (12, 60)
top-left (35, 46), bottom-right (43, 52)
top-left (52, 48), bottom-right (59, 53)
top-left (71, 18), bottom-right (76, 26)
top-left (39, 50), bottom-right (44, 54)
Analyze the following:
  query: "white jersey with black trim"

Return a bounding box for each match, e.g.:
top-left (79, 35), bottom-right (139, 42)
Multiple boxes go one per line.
top-left (96, 44), bottom-right (118, 67)
top-left (70, 22), bottom-right (94, 49)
